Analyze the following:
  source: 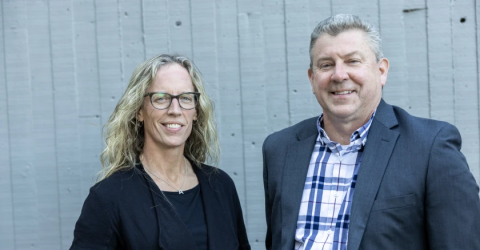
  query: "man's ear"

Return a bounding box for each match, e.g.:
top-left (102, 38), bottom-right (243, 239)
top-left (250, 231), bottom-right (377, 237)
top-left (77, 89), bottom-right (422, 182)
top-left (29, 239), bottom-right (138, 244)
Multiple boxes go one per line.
top-left (379, 58), bottom-right (389, 87)
top-left (308, 68), bottom-right (315, 92)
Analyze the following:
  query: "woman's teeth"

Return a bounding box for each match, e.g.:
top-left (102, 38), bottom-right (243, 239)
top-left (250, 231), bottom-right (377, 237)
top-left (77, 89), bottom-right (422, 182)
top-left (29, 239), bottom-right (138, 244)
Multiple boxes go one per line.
top-left (166, 124), bottom-right (181, 129)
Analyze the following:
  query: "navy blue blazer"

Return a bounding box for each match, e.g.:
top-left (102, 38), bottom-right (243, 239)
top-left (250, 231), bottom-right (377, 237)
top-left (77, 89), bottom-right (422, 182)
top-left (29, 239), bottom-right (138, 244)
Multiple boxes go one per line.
top-left (263, 99), bottom-right (480, 249)
top-left (71, 161), bottom-right (250, 250)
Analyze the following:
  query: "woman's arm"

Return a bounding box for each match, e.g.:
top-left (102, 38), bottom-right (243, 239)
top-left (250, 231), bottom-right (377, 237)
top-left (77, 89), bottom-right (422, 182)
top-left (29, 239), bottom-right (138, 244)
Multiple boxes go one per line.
top-left (70, 187), bottom-right (118, 250)
top-left (233, 188), bottom-right (251, 250)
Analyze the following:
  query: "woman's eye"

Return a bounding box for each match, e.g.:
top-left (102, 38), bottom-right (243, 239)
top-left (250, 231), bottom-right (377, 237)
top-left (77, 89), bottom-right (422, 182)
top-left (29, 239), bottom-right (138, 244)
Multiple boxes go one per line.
top-left (180, 95), bottom-right (193, 102)
top-left (153, 94), bottom-right (169, 102)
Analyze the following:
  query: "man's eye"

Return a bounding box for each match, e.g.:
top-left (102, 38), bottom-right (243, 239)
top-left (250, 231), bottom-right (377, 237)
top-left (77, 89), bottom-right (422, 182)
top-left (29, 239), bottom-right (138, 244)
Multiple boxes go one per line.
top-left (320, 64), bottom-right (331, 69)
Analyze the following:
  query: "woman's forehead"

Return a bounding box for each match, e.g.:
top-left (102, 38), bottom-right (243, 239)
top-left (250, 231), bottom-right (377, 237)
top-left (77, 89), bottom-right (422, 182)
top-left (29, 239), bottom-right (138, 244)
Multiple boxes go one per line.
top-left (149, 64), bottom-right (194, 93)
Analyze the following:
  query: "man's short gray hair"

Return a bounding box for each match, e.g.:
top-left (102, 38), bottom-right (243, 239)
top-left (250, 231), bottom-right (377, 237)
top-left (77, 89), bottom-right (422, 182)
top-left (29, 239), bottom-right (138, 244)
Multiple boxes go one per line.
top-left (309, 14), bottom-right (383, 69)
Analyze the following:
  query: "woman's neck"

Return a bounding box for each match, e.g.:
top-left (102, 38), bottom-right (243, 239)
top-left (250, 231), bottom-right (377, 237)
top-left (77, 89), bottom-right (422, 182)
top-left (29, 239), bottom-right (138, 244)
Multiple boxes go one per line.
top-left (140, 143), bottom-right (185, 176)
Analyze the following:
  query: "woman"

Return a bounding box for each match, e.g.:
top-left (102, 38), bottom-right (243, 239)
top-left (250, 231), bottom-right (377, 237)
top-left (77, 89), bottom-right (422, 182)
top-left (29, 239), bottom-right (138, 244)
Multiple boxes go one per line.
top-left (71, 54), bottom-right (250, 250)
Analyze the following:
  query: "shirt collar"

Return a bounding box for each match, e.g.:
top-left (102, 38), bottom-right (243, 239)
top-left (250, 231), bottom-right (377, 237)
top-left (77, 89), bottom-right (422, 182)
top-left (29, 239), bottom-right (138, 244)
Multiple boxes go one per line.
top-left (316, 111), bottom-right (376, 147)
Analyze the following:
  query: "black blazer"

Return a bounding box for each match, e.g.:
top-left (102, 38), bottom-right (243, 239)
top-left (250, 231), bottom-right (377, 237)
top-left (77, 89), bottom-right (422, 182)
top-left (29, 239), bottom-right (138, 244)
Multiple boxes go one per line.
top-left (71, 161), bottom-right (250, 250)
top-left (263, 99), bottom-right (480, 249)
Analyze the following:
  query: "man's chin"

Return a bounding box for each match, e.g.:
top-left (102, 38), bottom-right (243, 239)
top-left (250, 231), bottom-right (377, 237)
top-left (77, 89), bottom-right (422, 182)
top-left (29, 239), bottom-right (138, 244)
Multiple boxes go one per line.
top-left (324, 107), bottom-right (360, 121)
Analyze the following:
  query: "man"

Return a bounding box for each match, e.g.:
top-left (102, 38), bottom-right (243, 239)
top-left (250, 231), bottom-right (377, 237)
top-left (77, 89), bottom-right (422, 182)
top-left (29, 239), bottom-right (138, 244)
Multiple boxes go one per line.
top-left (262, 14), bottom-right (480, 250)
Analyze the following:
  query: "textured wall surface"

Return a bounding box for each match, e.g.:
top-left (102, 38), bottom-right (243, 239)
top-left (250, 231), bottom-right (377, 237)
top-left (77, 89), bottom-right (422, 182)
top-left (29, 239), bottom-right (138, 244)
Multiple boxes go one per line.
top-left (1, 0), bottom-right (479, 249)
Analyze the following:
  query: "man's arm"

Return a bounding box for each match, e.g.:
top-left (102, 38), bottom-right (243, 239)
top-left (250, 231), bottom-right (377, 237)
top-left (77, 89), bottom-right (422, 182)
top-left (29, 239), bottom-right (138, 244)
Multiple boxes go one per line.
top-left (426, 123), bottom-right (480, 248)
top-left (263, 134), bottom-right (273, 250)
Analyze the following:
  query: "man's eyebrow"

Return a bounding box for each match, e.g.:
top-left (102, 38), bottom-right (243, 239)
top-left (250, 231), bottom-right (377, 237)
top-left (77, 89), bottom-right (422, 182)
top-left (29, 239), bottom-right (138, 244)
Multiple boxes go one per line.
top-left (344, 51), bottom-right (361, 57)
top-left (316, 57), bottom-right (331, 61)
top-left (315, 51), bottom-right (362, 63)
top-left (314, 57), bottom-right (332, 64)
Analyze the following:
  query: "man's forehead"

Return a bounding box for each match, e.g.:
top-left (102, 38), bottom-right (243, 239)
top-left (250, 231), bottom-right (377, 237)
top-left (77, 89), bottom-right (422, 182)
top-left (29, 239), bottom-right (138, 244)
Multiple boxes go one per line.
top-left (316, 29), bottom-right (368, 45)
top-left (319, 28), bottom-right (367, 38)
top-left (313, 30), bottom-right (373, 57)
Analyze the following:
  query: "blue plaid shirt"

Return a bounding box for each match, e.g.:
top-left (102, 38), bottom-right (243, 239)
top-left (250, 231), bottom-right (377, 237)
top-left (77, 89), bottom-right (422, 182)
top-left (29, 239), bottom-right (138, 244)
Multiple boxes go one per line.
top-left (294, 112), bottom-right (375, 250)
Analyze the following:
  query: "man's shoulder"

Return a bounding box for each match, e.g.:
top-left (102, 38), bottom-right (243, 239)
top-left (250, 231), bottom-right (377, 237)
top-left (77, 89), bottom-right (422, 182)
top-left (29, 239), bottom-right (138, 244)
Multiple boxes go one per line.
top-left (389, 104), bottom-right (452, 133)
top-left (374, 101), bottom-right (461, 147)
top-left (263, 117), bottom-right (318, 147)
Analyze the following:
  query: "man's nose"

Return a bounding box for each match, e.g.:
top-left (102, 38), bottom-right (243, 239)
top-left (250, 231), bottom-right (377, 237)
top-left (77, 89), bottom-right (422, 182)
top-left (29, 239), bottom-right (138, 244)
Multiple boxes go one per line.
top-left (167, 98), bottom-right (182, 115)
top-left (331, 63), bottom-right (348, 83)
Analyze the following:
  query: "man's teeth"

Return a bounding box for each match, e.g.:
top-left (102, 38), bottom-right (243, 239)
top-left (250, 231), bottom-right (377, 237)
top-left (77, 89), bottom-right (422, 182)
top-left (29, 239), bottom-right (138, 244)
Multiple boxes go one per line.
top-left (166, 124), bottom-right (181, 129)
top-left (334, 91), bottom-right (353, 95)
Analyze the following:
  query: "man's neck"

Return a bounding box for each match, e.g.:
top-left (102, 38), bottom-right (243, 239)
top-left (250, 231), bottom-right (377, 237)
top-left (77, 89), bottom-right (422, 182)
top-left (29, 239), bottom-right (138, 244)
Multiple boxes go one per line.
top-left (322, 113), bottom-right (373, 145)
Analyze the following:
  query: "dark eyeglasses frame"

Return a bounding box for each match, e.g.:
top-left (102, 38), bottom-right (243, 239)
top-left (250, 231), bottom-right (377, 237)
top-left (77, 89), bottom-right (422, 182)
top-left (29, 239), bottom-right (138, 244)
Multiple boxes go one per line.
top-left (143, 92), bottom-right (201, 110)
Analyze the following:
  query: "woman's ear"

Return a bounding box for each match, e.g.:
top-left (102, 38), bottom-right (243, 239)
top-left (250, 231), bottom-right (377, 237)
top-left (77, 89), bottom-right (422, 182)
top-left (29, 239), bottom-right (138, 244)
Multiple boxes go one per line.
top-left (137, 108), bottom-right (144, 122)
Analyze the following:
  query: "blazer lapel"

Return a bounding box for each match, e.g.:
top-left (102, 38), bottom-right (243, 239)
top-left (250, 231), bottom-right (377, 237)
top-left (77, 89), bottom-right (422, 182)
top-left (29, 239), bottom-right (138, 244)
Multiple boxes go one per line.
top-left (347, 100), bottom-right (399, 250)
top-left (281, 118), bottom-right (318, 247)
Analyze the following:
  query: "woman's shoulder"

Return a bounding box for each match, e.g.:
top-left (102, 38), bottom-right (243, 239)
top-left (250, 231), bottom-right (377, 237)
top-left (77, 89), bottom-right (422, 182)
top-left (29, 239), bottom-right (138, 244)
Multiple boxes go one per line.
top-left (197, 163), bottom-right (237, 190)
top-left (90, 167), bottom-right (146, 198)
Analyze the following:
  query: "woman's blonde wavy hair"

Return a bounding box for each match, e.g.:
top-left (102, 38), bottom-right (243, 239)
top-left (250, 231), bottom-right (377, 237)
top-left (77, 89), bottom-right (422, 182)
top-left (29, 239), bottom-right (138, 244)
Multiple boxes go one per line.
top-left (98, 54), bottom-right (219, 181)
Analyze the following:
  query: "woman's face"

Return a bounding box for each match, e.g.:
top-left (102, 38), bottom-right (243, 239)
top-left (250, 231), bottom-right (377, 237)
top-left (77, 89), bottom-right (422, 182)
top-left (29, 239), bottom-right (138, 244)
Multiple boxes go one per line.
top-left (138, 63), bottom-right (197, 151)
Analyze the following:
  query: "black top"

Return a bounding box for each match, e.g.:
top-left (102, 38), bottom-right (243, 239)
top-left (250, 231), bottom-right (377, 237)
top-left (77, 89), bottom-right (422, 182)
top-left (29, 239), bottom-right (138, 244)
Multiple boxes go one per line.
top-left (164, 185), bottom-right (207, 250)
top-left (70, 160), bottom-right (250, 250)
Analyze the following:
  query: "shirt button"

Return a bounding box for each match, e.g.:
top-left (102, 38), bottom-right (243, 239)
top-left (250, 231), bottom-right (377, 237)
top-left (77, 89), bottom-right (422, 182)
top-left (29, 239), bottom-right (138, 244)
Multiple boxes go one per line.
top-left (327, 229), bottom-right (332, 235)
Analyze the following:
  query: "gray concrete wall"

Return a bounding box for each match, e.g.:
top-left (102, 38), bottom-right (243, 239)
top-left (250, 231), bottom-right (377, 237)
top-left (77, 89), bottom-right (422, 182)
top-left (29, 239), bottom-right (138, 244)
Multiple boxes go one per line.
top-left (1, 0), bottom-right (479, 249)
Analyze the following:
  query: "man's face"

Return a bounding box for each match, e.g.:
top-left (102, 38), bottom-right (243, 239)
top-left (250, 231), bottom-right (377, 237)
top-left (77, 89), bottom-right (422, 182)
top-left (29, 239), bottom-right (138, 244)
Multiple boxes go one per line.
top-left (308, 29), bottom-right (389, 125)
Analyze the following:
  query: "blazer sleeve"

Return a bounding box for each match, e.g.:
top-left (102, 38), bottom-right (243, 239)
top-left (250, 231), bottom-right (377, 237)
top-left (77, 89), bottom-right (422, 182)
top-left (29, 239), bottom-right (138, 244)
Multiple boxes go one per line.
top-left (70, 187), bottom-right (118, 250)
top-left (426, 123), bottom-right (480, 248)
top-left (262, 134), bottom-right (273, 250)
